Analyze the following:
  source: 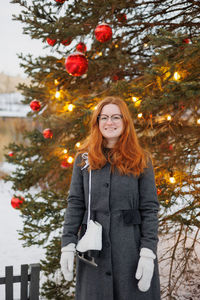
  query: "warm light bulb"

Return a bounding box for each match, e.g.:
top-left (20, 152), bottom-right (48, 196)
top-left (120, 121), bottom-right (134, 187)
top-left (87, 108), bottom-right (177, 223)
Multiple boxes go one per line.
top-left (197, 118), bottom-right (200, 125)
top-left (138, 113), bottom-right (143, 118)
top-left (67, 156), bottom-right (74, 164)
top-left (98, 52), bottom-right (103, 56)
top-left (169, 176), bottom-right (176, 184)
top-left (134, 100), bottom-right (141, 107)
top-left (166, 114), bottom-right (172, 121)
top-left (144, 43), bottom-right (148, 48)
top-left (68, 104), bottom-right (74, 112)
top-left (132, 96), bottom-right (138, 102)
top-left (63, 149), bottom-right (68, 154)
top-left (115, 44), bottom-right (119, 48)
top-left (54, 79), bottom-right (59, 85)
top-left (173, 72), bottom-right (181, 81)
top-left (55, 91), bottom-right (61, 99)
top-left (76, 142), bottom-right (80, 148)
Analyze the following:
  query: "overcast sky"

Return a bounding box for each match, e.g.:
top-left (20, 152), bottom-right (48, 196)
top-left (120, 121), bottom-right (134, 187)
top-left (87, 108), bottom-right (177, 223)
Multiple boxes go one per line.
top-left (0, 2), bottom-right (50, 77)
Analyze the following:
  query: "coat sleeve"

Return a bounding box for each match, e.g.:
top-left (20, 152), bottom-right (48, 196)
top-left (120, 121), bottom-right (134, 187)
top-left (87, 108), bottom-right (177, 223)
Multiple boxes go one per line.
top-left (138, 159), bottom-right (159, 254)
top-left (61, 154), bottom-right (86, 248)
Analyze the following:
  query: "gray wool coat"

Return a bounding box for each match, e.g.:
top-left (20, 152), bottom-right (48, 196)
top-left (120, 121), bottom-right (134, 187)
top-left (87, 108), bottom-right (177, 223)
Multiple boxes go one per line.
top-left (61, 153), bottom-right (160, 300)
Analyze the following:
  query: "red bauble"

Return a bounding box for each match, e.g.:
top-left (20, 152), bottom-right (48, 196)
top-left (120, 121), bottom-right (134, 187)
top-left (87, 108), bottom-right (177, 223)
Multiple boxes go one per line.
top-left (43, 128), bottom-right (53, 139)
top-left (95, 23), bottom-right (112, 43)
top-left (46, 38), bottom-right (57, 46)
top-left (183, 38), bottom-right (191, 44)
top-left (61, 160), bottom-right (71, 168)
top-left (117, 13), bottom-right (127, 23)
top-left (65, 52), bottom-right (88, 76)
top-left (55, 0), bottom-right (66, 3)
top-left (11, 196), bottom-right (24, 209)
top-left (8, 151), bottom-right (14, 157)
top-left (113, 75), bottom-right (119, 81)
top-left (157, 188), bottom-right (162, 196)
top-left (76, 42), bottom-right (87, 53)
top-left (30, 100), bottom-right (41, 111)
top-left (61, 38), bottom-right (72, 46)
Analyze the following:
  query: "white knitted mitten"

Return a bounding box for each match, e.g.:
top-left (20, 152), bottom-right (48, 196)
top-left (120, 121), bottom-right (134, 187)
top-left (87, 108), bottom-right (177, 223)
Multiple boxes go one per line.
top-left (60, 243), bottom-right (76, 281)
top-left (135, 248), bottom-right (156, 292)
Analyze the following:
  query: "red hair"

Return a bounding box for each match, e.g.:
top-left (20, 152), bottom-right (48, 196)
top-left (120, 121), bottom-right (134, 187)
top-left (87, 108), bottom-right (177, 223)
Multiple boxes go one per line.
top-left (78, 96), bottom-right (150, 176)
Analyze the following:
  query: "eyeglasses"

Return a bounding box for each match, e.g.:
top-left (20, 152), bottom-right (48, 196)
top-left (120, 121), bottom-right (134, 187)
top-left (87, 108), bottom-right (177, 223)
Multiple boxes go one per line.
top-left (98, 114), bottom-right (123, 123)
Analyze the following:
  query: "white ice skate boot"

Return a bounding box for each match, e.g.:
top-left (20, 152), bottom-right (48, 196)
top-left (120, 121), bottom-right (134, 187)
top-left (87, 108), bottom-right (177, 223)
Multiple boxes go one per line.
top-left (76, 220), bottom-right (102, 252)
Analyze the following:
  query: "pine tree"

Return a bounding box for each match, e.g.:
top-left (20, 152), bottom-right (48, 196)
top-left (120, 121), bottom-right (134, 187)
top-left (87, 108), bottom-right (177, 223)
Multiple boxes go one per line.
top-left (5, 0), bottom-right (200, 298)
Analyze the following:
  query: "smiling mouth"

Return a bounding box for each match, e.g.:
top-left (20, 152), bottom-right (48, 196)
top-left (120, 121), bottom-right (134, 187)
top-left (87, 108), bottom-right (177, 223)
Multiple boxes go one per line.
top-left (105, 128), bottom-right (117, 130)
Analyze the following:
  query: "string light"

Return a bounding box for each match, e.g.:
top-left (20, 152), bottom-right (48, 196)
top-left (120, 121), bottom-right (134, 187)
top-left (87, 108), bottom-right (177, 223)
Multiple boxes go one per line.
top-left (132, 96), bottom-right (138, 102)
top-left (197, 118), bottom-right (200, 125)
top-left (67, 156), bottom-right (74, 164)
top-left (137, 113), bottom-right (143, 118)
top-left (76, 142), bottom-right (81, 148)
top-left (169, 176), bottom-right (176, 184)
top-left (55, 90), bottom-right (61, 99)
top-left (68, 104), bottom-right (75, 112)
top-left (115, 44), bottom-right (119, 48)
top-left (173, 72), bottom-right (181, 81)
top-left (166, 114), bottom-right (172, 121)
top-left (63, 149), bottom-right (68, 154)
top-left (54, 79), bottom-right (59, 85)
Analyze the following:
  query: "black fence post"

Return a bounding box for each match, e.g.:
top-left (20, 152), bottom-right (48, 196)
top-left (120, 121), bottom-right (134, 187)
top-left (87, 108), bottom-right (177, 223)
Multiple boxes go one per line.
top-left (5, 266), bottom-right (13, 300)
top-left (29, 264), bottom-right (40, 300)
top-left (20, 264), bottom-right (29, 300)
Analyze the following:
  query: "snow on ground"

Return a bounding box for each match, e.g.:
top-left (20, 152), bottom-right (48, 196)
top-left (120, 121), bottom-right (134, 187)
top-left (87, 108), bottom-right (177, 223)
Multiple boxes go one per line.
top-left (0, 163), bottom-right (46, 299)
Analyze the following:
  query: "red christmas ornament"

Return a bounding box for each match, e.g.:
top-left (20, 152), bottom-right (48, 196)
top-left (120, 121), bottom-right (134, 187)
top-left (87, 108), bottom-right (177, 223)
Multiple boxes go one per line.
top-left (61, 160), bottom-right (71, 168)
top-left (183, 38), bottom-right (191, 44)
top-left (43, 128), bottom-right (53, 139)
top-left (46, 38), bottom-right (57, 46)
top-left (117, 13), bottom-right (127, 23)
top-left (11, 196), bottom-right (24, 209)
top-left (157, 188), bottom-right (162, 196)
top-left (76, 42), bottom-right (87, 53)
top-left (30, 100), bottom-right (41, 111)
top-left (55, 0), bottom-right (66, 3)
top-left (65, 52), bottom-right (88, 77)
top-left (61, 38), bottom-right (72, 46)
top-left (113, 75), bottom-right (119, 81)
top-left (8, 151), bottom-right (14, 157)
top-left (95, 23), bottom-right (112, 43)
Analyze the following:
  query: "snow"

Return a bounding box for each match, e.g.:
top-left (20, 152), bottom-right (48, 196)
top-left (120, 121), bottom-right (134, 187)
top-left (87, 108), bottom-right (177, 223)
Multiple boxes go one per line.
top-left (0, 93), bottom-right (29, 117)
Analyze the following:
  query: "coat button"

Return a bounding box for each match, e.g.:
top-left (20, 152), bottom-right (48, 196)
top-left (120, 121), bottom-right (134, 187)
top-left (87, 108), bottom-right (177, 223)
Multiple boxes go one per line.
top-left (104, 183), bottom-right (109, 188)
top-left (105, 271), bottom-right (112, 276)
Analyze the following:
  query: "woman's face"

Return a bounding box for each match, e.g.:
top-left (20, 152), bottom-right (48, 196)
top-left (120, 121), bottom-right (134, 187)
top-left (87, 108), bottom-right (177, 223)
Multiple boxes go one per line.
top-left (98, 104), bottom-right (124, 147)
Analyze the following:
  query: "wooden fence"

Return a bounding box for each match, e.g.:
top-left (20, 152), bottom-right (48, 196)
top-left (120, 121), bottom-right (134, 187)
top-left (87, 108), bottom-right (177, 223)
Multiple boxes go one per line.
top-left (0, 264), bottom-right (40, 300)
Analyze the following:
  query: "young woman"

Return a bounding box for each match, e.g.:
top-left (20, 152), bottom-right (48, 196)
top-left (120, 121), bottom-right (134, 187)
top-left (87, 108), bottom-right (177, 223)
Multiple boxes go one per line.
top-left (60, 96), bottom-right (160, 300)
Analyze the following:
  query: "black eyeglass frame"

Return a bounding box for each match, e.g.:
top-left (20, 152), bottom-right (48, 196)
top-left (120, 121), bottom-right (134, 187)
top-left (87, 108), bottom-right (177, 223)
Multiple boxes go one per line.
top-left (97, 114), bottom-right (123, 122)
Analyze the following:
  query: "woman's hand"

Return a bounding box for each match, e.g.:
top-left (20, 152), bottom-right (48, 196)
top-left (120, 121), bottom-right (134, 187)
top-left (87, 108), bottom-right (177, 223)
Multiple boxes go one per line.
top-left (135, 248), bottom-right (156, 292)
top-left (60, 243), bottom-right (76, 281)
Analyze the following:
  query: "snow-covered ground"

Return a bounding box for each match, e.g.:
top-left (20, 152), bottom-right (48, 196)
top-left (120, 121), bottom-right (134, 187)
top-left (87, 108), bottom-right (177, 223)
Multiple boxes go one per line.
top-left (0, 163), bottom-right (45, 299)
